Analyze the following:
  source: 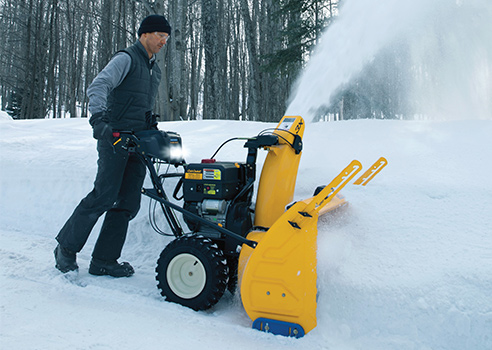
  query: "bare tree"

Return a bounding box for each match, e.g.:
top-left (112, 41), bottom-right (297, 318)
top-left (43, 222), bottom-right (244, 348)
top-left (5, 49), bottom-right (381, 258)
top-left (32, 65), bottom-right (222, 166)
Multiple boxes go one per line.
top-left (201, 0), bottom-right (221, 119)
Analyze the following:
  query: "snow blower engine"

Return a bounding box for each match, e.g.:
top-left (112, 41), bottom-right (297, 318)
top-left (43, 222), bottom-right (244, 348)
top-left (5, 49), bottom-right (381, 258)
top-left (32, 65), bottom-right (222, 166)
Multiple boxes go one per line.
top-left (181, 161), bottom-right (253, 244)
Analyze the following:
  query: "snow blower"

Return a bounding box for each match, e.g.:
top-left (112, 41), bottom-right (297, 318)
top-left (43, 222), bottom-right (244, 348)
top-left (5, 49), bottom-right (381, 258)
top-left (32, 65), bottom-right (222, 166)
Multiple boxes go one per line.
top-left (115, 116), bottom-right (387, 338)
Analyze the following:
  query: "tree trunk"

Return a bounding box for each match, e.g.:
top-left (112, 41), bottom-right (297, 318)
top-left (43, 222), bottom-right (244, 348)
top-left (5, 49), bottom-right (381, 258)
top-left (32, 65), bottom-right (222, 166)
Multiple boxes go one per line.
top-left (240, 0), bottom-right (260, 121)
top-left (99, 0), bottom-right (113, 70)
top-left (202, 0), bottom-right (220, 120)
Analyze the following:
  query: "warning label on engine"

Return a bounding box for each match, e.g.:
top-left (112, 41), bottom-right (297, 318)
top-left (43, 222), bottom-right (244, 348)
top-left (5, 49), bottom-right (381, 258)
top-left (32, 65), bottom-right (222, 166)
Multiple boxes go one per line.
top-left (185, 169), bottom-right (202, 180)
top-left (203, 169), bottom-right (221, 180)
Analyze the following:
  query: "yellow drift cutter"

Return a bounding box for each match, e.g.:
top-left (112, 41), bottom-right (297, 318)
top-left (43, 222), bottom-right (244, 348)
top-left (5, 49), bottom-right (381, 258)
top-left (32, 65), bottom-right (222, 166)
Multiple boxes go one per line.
top-left (354, 157), bottom-right (388, 186)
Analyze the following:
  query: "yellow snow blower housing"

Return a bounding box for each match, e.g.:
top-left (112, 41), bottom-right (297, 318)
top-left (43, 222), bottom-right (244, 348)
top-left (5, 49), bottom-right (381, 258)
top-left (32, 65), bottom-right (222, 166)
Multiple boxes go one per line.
top-left (237, 116), bottom-right (387, 337)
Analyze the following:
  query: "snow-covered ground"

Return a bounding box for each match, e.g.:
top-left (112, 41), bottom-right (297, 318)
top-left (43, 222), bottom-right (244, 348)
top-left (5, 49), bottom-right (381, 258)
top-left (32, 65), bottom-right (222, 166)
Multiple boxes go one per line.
top-left (1, 113), bottom-right (491, 350)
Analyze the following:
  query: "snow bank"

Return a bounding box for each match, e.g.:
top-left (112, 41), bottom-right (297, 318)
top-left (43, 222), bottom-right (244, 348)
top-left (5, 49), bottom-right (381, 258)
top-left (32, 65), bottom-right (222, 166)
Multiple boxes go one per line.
top-left (0, 110), bottom-right (13, 121)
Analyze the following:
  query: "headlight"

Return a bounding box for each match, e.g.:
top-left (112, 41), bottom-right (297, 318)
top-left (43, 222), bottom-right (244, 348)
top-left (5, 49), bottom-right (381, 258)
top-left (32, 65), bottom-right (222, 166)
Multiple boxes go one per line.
top-left (169, 144), bottom-right (184, 164)
top-left (134, 130), bottom-right (185, 165)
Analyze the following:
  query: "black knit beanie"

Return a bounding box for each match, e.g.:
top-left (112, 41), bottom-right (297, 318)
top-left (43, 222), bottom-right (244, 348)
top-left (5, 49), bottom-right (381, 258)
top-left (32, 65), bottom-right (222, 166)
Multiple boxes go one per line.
top-left (138, 15), bottom-right (171, 36)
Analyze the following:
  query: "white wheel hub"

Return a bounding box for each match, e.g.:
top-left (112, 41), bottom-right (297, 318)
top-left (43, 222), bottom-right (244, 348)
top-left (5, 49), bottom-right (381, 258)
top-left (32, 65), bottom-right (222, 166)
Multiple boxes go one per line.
top-left (167, 253), bottom-right (206, 299)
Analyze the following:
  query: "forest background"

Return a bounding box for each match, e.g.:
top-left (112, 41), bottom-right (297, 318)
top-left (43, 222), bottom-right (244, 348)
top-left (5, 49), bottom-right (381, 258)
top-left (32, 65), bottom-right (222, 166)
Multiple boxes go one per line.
top-left (0, 0), bottom-right (459, 122)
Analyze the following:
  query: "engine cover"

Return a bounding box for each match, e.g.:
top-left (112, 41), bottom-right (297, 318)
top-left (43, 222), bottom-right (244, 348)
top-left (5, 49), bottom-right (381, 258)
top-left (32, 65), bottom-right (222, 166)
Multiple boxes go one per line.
top-left (183, 162), bottom-right (245, 202)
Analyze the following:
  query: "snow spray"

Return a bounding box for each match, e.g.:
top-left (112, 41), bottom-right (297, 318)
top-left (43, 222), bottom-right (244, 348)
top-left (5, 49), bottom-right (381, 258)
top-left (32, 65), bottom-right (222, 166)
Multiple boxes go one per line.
top-left (286, 0), bottom-right (492, 121)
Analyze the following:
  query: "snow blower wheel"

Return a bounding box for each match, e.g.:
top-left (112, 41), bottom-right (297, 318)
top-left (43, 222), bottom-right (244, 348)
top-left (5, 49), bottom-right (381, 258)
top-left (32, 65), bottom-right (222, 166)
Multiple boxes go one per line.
top-left (156, 235), bottom-right (229, 311)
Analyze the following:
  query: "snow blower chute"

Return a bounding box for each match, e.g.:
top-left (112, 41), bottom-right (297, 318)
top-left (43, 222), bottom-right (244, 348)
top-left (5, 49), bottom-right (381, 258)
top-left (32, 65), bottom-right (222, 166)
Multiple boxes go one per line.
top-left (116, 116), bottom-right (387, 338)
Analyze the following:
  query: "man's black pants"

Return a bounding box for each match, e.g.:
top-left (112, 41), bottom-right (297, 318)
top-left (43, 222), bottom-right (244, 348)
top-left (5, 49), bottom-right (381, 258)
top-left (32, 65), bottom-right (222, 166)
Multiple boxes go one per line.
top-left (56, 140), bottom-right (146, 261)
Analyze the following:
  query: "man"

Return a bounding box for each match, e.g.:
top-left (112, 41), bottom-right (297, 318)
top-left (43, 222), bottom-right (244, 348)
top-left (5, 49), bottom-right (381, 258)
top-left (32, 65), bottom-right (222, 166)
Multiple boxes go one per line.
top-left (54, 14), bottom-right (171, 277)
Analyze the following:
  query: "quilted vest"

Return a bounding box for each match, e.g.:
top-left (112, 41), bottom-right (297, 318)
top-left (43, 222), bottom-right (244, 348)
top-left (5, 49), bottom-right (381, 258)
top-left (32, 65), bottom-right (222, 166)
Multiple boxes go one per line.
top-left (107, 41), bottom-right (161, 131)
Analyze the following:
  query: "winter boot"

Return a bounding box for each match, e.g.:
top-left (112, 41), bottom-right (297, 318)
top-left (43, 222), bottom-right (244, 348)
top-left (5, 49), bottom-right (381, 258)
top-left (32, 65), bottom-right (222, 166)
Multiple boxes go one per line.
top-left (88, 258), bottom-right (134, 277)
top-left (54, 244), bottom-right (78, 273)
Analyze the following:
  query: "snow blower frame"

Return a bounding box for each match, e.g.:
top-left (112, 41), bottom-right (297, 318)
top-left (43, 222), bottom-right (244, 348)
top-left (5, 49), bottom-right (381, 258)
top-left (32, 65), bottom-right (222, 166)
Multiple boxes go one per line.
top-left (115, 116), bottom-right (387, 338)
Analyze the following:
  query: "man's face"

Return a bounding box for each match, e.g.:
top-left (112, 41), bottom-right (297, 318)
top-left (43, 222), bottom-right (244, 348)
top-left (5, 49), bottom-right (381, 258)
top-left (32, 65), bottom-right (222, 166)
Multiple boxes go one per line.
top-left (140, 32), bottom-right (169, 57)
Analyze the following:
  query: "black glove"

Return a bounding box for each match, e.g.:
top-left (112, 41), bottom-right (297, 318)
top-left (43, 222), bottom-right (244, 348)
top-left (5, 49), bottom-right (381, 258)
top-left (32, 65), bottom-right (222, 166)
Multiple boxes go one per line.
top-left (90, 112), bottom-right (113, 141)
top-left (151, 114), bottom-right (159, 130)
top-left (146, 112), bottom-right (159, 130)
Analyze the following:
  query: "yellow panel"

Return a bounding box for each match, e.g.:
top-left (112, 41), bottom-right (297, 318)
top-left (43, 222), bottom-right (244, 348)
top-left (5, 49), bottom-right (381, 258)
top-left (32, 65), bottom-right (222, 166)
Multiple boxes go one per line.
top-left (240, 202), bottom-right (319, 333)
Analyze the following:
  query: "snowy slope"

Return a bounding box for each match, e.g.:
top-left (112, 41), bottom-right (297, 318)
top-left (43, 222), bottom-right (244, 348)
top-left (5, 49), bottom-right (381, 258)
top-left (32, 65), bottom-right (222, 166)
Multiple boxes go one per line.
top-left (1, 116), bottom-right (491, 350)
